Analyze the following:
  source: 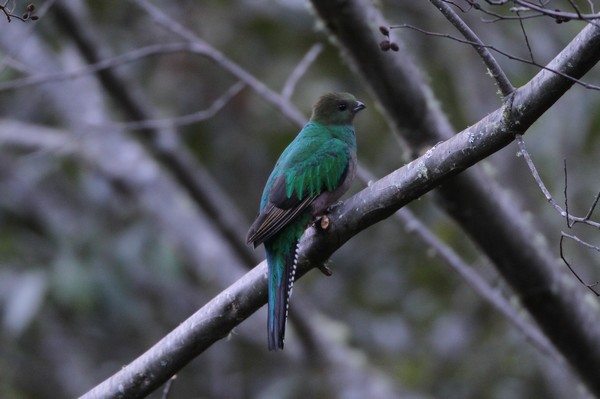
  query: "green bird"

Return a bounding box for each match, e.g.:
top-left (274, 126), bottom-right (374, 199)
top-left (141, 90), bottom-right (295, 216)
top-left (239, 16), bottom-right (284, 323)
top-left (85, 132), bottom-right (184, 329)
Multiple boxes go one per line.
top-left (247, 92), bottom-right (365, 350)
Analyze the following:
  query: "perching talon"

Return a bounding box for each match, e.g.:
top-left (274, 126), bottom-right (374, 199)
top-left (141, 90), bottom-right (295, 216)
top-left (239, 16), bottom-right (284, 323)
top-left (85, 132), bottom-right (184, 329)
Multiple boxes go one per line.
top-left (319, 215), bottom-right (330, 230)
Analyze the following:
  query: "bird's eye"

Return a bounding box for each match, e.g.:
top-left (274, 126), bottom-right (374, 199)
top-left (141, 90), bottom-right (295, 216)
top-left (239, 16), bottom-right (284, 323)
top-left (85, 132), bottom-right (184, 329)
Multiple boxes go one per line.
top-left (338, 103), bottom-right (347, 111)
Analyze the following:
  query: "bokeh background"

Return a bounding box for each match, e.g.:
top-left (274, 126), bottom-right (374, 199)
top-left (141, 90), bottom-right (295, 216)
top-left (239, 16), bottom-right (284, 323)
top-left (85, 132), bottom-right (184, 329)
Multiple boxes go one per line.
top-left (0, 1), bottom-right (599, 398)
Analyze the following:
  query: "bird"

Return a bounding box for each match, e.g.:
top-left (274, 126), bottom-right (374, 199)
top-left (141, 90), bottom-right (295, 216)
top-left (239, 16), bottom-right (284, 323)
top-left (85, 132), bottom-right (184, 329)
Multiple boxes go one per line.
top-left (246, 92), bottom-right (365, 350)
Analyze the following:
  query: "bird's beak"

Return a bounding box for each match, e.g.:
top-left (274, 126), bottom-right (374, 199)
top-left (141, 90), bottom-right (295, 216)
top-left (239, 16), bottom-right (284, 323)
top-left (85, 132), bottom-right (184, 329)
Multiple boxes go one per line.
top-left (353, 101), bottom-right (366, 113)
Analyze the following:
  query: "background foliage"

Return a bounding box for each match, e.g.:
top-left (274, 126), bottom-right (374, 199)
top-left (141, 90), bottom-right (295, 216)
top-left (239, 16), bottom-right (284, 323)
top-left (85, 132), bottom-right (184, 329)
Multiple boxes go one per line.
top-left (0, 0), bottom-right (599, 398)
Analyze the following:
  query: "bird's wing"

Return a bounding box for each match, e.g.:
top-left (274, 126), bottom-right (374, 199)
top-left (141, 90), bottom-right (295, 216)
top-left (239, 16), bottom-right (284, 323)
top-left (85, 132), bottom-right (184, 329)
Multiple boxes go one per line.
top-left (247, 135), bottom-right (350, 246)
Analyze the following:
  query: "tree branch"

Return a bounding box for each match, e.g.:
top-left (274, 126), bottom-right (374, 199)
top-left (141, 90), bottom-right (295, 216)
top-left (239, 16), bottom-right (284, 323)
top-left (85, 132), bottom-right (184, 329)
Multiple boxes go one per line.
top-left (79, 17), bottom-right (600, 394)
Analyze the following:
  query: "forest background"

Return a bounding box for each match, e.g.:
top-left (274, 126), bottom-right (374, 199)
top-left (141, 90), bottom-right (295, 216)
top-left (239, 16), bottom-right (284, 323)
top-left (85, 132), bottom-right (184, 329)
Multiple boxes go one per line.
top-left (1, 1), bottom-right (600, 398)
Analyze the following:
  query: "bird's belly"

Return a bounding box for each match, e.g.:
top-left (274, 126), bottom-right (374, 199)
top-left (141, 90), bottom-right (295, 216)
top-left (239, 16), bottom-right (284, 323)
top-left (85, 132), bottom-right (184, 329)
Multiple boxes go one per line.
top-left (310, 152), bottom-right (356, 216)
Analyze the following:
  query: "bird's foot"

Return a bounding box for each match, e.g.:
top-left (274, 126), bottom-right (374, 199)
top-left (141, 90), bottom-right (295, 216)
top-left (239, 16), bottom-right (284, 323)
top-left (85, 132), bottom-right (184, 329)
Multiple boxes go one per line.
top-left (314, 214), bottom-right (332, 231)
top-left (319, 215), bottom-right (330, 230)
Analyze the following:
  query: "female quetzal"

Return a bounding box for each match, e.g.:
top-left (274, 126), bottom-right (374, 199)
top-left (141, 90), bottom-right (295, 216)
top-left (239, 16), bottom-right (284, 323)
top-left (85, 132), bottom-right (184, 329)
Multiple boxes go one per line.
top-left (247, 92), bottom-right (365, 350)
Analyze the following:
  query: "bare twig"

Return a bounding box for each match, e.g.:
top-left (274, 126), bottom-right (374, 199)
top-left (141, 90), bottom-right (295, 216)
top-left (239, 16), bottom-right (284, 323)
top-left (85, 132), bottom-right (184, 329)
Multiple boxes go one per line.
top-left (130, 0), bottom-right (306, 126)
top-left (462, 0), bottom-right (600, 23)
top-left (99, 81), bottom-right (246, 131)
top-left (516, 135), bottom-right (600, 228)
top-left (564, 159), bottom-right (573, 228)
top-left (560, 233), bottom-right (600, 296)
top-left (392, 24), bottom-right (600, 91)
top-left (515, 135), bottom-right (566, 215)
top-left (518, 135), bottom-right (600, 296)
top-left (583, 192), bottom-right (600, 220)
top-left (281, 43), bottom-right (323, 100)
top-left (516, 9), bottom-right (536, 64)
top-left (430, 0), bottom-right (514, 96)
top-left (0, 0), bottom-right (38, 22)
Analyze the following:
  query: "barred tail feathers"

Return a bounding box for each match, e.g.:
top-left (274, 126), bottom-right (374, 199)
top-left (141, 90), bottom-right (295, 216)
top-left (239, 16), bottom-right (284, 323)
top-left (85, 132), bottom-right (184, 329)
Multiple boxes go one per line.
top-left (264, 215), bottom-right (308, 351)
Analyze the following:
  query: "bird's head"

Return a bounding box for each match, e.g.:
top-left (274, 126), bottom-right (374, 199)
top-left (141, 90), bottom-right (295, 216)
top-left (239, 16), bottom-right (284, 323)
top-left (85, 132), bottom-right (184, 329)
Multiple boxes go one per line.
top-left (310, 92), bottom-right (366, 125)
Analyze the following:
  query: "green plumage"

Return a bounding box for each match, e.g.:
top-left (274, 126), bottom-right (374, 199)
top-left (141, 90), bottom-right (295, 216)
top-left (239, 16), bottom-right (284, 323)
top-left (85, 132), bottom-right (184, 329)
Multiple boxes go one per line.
top-left (247, 92), bottom-right (365, 350)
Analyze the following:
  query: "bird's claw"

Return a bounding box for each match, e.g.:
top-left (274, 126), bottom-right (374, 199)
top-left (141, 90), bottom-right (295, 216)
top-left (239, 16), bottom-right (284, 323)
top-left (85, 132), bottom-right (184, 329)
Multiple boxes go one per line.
top-left (314, 215), bottom-right (332, 231)
top-left (319, 215), bottom-right (330, 230)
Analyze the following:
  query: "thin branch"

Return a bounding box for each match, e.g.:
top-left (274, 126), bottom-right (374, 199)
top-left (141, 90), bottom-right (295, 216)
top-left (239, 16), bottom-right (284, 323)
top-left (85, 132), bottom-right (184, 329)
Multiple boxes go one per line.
top-left (560, 233), bottom-right (600, 296)
top-left (583, 191), bottom-right (600, 220)
top-left (0, 42), bottom-right (210, 92)
top-left (516, 9), bottom-right (536, 64)
top-left (130, 0), bottom-right (306, 126)
top-left (99, 81), bottom-right (246, 131)
top-left (562, 231), bottom-right (600, 253)
top-left (518, 135), bottom-right (600, 296)
top-left (281, 43), bottom-right (323, 100)
top-left (469, 0), bottom-right (600, 23)
top-left (430, 0), bottom-right (514, 96)
top-left (0, 0), bottom-right (38, 22)
top-left (392, 24), bottom-right (600, 91)
top-left (516, 135), bottom-right (600, 228)
top-left (515, 135), bottom-right (567, 215)
top-left (564, 158), bottom-right (573, 228)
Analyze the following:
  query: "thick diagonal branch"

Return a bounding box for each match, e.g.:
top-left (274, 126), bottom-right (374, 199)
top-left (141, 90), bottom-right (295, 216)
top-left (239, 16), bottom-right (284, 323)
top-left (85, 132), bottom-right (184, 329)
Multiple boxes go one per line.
top-left (81, 19), bottom-right (600, 395)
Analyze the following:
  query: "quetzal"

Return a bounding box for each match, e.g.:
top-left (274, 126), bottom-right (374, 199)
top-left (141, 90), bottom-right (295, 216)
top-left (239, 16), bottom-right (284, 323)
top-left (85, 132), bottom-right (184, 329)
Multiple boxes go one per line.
top-left (246, 92), bottom-right (365, 350)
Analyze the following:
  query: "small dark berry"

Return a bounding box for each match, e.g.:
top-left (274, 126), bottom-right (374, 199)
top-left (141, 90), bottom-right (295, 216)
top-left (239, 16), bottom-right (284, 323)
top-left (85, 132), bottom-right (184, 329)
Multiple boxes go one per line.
top-left (30, 15), bottom-right (39, 20)
top-left (22, 13), bottom-right (29, 20)
top-left (379, 40), bottom-right (391, 51)
top-left (379, 26), bottom-right (389, 36)
top-left (27, 3), bottom-right (35, 12)
top-left (390, 42), bottom-right (399, 52)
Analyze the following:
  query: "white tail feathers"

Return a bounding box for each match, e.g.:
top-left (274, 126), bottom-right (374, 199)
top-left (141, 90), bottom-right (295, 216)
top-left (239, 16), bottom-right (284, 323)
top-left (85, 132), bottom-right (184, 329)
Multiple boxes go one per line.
top-left (285, 241), bottom-right (300, 321)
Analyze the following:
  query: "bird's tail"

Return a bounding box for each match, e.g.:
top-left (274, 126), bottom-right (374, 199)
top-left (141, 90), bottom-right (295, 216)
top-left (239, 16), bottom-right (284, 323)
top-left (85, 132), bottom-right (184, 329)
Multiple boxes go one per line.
top-left (264, 215), bottom-right (308, 351)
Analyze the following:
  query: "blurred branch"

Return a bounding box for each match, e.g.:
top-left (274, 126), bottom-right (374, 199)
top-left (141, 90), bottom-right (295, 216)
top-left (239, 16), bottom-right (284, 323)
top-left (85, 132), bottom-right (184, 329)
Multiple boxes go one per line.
top-left (288, 301), bottom-right (426, 399)
top-left (102, 81), bottom-right (246, 131)
top-left (52, 1), bottom-right (261, 268)
top-left (515, 135), bottom-right (600, 228)
top-left (356, 167), bottom-right (561, 361)
top-left (130, 0), bottom-right (307, 126)
top-left (281, 43), bottom-right (323, 100)
top-left (0, 120), bottom-right (74, 155)
top-left (0, 120), bottom-right (246, 287)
